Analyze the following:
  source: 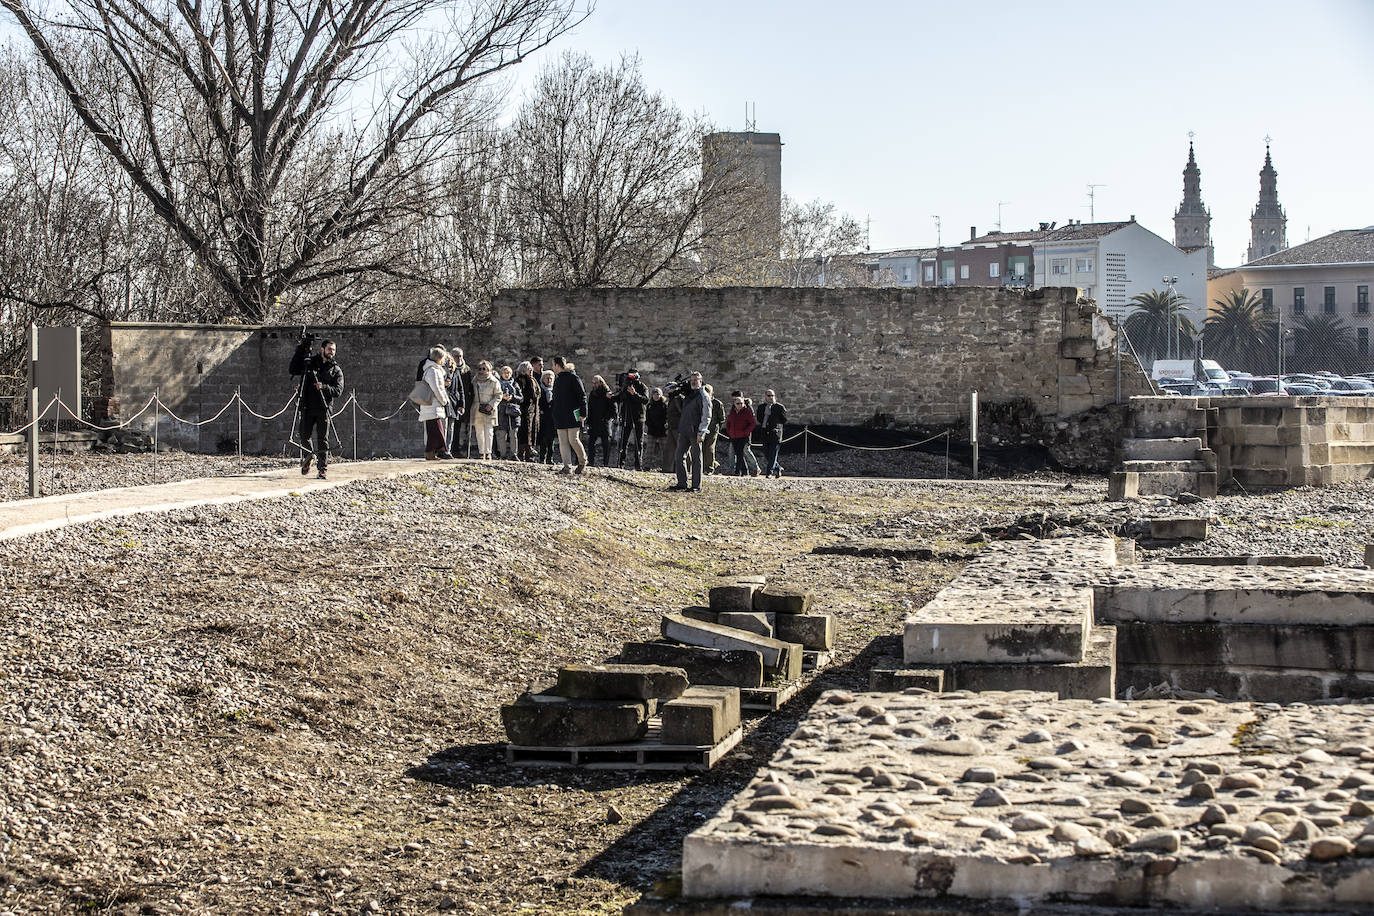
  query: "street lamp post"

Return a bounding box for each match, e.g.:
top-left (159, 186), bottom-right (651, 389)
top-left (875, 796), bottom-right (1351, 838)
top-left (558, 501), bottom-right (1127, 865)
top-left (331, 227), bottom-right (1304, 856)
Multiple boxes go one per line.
top-left (1163, 275), bottom-right (1180, 364)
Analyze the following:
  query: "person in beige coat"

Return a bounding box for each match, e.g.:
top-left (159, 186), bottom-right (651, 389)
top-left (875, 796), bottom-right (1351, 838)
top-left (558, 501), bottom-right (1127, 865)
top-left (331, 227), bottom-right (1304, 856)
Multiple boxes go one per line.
top-left (469, 360), bottom-right (504, 459)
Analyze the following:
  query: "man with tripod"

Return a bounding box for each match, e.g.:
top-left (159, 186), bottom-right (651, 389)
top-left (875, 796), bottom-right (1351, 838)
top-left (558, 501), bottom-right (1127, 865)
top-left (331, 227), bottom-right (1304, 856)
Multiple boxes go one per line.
top-left (290, 336), bottom-right (344, 479)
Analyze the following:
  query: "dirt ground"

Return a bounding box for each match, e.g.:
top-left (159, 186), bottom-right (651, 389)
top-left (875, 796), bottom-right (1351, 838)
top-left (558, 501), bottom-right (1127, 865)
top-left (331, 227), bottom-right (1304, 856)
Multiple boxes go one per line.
top-left (0, 461), bottom-right (1118, 915)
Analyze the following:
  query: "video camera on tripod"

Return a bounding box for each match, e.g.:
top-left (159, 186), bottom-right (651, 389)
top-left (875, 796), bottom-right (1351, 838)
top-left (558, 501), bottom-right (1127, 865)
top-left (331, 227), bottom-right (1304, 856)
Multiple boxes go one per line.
top-left (615, 369), bottom-right (642, 392)
top-left (660, 374), bottom-right (689, 396)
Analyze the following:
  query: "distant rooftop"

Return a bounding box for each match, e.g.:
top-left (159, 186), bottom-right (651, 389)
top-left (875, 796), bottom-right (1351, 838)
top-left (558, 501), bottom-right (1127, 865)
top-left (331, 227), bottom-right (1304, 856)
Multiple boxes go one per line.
top-left (968, 220), bottom-right (1135, 245)
top-left (869, 247), bottom-right (938, 259)
top-left (1243, 228), bottom-right (1374, 267)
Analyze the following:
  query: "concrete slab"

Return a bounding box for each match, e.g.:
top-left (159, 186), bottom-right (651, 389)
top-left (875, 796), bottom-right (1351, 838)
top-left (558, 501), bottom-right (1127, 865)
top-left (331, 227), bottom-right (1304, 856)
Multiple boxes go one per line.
top-left (1164, 555), bottom-right (1324, 567)
top-left (554, 664), bottom-right (689, 701)
top-left (709, 582), bottom-right (760, 612)
top-left (500, 693), bottom-right (649, 747)
top-left (1116, 621), bottom-right (1374, 672)
top-left (617, 641), bottom-right (764, 688)
top-left (681, 691), bottom-right (1374, 907)
top-left (753, 584), bottom-right (814, 614)
top-left (868, 666), bottom-right (944, 693)
top-left (1149, 517), bottom-right (1208, 540)
top-left (903, 586), bottom-right (1092, 666)
top-left (1095, 564), bottom-right (1374, 626)
top-left (716, 611), bottom-right (774, 638)
top-left (662, 613), bottom-right (802, 681)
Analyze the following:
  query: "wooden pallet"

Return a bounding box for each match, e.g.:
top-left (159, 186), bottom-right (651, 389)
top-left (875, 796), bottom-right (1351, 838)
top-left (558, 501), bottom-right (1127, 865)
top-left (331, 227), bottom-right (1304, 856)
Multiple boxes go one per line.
top-left (740, 679), bottom-right (801, 714)
top-left (506, 719), bottom-right (742, 772)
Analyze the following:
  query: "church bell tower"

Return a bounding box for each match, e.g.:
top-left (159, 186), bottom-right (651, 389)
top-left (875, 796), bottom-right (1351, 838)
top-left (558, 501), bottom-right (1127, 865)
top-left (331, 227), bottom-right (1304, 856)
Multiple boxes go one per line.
top-left (1173, 137), bottom-right (1212, 267)
top-left (1247, 141), bottom-right (1288, 263)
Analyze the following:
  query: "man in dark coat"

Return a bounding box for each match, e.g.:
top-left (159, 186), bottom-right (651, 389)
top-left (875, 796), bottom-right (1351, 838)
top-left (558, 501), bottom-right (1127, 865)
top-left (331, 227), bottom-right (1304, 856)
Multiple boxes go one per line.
top-left (756, 388), bottom-right (787, 478)
top-left (290, 337), bottom-right (343, 479)
top-left (616, 373), bottom-right (649, 470)
top-left (702, 384), bottom-right (726, 475)
top-left (662, 387), bottom-right (683, 473)
top-left (670, 372), bottom-right (711, 492)
top-left (550, 355), bottom-right (588, 474)
top-left (516, 357), bottom-right (541, 461)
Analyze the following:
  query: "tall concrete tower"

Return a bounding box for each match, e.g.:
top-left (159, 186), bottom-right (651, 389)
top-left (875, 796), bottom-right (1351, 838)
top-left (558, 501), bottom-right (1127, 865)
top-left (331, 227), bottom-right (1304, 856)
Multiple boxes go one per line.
top-left (1173, 141), bottom-right (1212, 267)
top-left (1247, 143), bottom-right (1287, 263)
top-left (701, 131), bottom-right (782, 258)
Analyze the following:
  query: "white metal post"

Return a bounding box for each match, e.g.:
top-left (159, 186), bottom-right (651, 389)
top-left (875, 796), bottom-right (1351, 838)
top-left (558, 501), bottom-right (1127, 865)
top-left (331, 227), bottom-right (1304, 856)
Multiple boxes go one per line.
top-left (970, 391), bottom-right (979, 480)
top-left (351, 391), bottom-right (358, 461)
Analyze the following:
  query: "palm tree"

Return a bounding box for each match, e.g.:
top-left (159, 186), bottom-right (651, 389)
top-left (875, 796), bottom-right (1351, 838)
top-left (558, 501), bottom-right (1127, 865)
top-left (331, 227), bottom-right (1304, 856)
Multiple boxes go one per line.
top-left (1203, 288), bottom-right (1271, 374)
top-left (1123, 288), bottom-right (1195, 369)
top-left (1290, 314), bottom-right (1357, 375)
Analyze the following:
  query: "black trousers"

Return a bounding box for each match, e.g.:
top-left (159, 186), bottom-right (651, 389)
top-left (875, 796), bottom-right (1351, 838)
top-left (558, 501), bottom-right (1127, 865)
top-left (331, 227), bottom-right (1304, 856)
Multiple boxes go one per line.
top-left (299, 409), bottom-right (329, 470)
top-left (618, 419), bottom-right (644, 468)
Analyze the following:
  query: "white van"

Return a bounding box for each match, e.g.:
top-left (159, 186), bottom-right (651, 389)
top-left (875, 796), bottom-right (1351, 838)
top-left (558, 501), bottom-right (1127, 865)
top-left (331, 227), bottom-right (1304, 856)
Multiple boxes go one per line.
top-left (1150, 359), bottom-right (1229, 384)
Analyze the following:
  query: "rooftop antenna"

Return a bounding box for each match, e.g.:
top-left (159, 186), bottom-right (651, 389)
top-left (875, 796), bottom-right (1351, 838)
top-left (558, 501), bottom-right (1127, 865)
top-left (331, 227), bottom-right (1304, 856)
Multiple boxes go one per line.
top-left (1086, 184), bottom-right (1106, 222)
top-left (996, 202), bottom-right (1009, 231)
top-left (744, 102), bottom-right (757, 132)
top-left (931, 215), bottom-right (942, 247)
top-left (865, 214), bottom-right (871, 252)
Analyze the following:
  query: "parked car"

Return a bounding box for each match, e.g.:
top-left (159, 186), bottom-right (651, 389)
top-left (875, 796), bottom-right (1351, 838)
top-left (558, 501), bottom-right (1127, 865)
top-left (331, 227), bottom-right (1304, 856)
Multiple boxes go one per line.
top-left (1330, 378), bottom-right (1374, 395)
top-left (1284, 384), bottom-right (1320, 396)
top-left (1249, 377), bottom-right (1286, 395)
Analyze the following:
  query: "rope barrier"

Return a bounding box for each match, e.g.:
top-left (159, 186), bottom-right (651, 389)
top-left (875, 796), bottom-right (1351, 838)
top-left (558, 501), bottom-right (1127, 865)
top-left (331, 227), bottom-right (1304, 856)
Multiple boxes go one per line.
top-left (351, 398), bottom-right (411, 422)
top-left (154, 392), bottom-right (240, 427)
top-left (5, 394), bottom-right (60, 435)
top-left (802, 428), bottom-right (951, 452)
top-left (239, 392), bottom-right (298, 420)
top-left (52, 394), bottom-right (158, 431)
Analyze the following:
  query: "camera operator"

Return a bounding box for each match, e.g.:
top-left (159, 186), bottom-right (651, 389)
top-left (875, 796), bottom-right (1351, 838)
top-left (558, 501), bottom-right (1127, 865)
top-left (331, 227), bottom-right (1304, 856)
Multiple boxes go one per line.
top-left (290, 335), bottom-right (343, 479)
top-left (615, 370), bottom-right (649, 470)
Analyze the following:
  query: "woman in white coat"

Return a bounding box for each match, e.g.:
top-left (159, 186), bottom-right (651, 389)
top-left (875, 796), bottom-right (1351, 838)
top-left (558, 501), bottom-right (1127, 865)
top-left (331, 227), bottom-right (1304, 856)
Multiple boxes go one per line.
top-left (418, 347), bottom-right (451, 460)
top-left (469, 360), bottom-right (504, 459)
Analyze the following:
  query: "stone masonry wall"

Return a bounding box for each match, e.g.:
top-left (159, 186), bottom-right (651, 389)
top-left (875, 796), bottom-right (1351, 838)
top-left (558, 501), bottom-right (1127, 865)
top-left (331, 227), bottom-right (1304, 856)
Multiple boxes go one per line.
top-left (104, 287), bottom-right (1146, 458)
top-left (1128, 395), bottom-right (1374, 488)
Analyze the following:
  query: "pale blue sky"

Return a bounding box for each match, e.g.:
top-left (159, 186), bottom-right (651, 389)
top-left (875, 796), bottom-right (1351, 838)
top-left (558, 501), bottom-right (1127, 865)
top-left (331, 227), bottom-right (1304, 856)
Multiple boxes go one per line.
top-left (518, 0), bottom-right (1374, 267)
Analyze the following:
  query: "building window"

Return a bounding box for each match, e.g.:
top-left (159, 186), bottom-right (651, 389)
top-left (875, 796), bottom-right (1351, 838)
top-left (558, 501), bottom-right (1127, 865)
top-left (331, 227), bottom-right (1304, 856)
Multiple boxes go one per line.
top-left (1075, 257), bottom-right (1094, 273)
top-left (1261, 288), bottom-right (1273, 313)
top-left (1293, 287), bottom-right (1305, 311)
top-left (923, 265), bottom-right (934, 283)
top-left (989, 263), bottom-right (1000, 279)
top-left (1324, 286), bottom-right (1337, 313)
top-left (902, 267), bottom-right (911, 282)
top-left (1359, 286), bottom-right (1370, 313)
top-left (1011, 258), bottom-right (1027, 278)
top-left (1360, 327), bottom-right (1370, 357)
top-left (959, 264), bottom-right (970, 280)
top-left (941, 262), bottom-right (954, 283)
top-left (1050, 258), bottom-right (1069, 275)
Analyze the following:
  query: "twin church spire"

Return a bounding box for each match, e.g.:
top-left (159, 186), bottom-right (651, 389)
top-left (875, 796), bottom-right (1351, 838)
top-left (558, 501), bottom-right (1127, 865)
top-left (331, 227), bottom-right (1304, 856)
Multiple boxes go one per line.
top-left (1172, 138), bottom-right (1288, 267)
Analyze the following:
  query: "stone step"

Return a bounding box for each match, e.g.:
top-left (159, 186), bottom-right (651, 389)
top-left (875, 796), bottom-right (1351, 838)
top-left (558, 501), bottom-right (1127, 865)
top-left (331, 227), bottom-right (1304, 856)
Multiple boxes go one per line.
top-left (1109, 469), bottom-right (1218, 499)
top-left (1122, 436), bottom-right (1202, 461)
top-left (943, 625), bottom-right (1116, 700)
top-left (1095, 565), bottom-right (1374, 626)
top-left (708, 581), bottom-right (761, 612)
top-left (1118, 663), bottom-right (1374, 703)
top-left (903, 584), bottom-right (1093, 666)
top-left (617, 640), bottom-right (764, 688)
top-left (662, 612), bottom-right (802, 681)
top-left (1121, 459), bottom-right (1211, 473)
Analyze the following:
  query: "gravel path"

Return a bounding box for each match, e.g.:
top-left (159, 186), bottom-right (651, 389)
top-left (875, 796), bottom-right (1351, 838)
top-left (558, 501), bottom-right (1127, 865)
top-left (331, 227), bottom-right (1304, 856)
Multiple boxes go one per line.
top-left (1, 459), bottom-right (1371, 915)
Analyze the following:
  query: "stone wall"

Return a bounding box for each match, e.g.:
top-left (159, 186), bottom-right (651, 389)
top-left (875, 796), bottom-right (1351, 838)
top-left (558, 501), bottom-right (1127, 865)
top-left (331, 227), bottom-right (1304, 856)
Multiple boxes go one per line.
top-left (1127, 395), bottom-right (1374, 488)
top-left (103, 286), bottom-right (1146, 458)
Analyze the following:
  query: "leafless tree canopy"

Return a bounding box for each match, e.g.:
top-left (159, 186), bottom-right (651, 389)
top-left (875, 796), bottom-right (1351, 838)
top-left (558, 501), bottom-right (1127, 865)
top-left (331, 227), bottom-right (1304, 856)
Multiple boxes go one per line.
top-left (0, 0), bottom-right (586, 322)
top-left (506, 52), bottom-right (744, 288)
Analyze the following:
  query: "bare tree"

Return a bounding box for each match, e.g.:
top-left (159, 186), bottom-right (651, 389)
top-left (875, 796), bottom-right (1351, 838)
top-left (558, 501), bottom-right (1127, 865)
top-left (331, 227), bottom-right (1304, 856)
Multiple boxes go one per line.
top-left (506, 52), bottom-right (741, 288)
top-left (0, 0), bottom-right (587, 322)
top-left (776, 196), bottom-right (869, 286)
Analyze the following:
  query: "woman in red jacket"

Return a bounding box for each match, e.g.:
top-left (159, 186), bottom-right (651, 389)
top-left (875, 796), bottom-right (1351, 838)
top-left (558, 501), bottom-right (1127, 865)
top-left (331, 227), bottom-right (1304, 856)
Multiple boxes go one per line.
top-left (724, 395), bottom-right (758, 477)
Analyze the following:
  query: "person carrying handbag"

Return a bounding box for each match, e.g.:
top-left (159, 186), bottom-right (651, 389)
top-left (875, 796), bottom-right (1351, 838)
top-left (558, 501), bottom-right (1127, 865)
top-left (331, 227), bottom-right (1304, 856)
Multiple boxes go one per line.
top-left (469, 361), bottom-right (503, 460)
top-left (415, 347), bottom-right (451, 460)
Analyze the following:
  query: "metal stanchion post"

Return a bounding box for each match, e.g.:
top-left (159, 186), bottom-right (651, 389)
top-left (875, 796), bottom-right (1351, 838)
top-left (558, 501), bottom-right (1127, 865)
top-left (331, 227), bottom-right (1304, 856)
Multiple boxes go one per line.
top-left (803, 426), bottom-right (809, 460)
top-left (27, 324), bottom-right (38, 498)
top-left (944, 430), bottom-right (950, 480)
top-left (153, 390), bottom-right (159, 483)
top-left (351, 392), bottom-right (358, 461)
top-left (236, 387), bottom-right (243, 463)
top-left (970, 390), bottom-right (979, 481)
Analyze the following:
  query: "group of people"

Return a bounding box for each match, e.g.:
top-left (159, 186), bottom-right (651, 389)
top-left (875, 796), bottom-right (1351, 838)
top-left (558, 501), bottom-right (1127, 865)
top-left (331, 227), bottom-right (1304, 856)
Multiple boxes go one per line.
top-left (409, 343), bottom-right (787, 490)
top-left (290, 335), bottom-right (787, 491)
